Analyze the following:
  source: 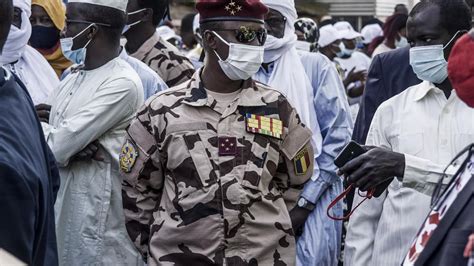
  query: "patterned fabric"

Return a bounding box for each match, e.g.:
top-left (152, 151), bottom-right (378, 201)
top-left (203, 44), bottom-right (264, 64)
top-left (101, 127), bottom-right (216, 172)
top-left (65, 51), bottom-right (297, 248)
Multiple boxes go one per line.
top-left (403, 154), bottom-right (474, 265)
top-left (130, 33), bottom-right (195, 87)
top-left (121, 71), bottom-right (314, 265)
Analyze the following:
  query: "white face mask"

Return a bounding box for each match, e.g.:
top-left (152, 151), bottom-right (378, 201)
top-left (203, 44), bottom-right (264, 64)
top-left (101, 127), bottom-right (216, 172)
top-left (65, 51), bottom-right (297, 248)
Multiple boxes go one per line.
top-left (0, 10), bottom-right (31, 65)
top-left (409, 30), bottom-right (464, 84)
top-left (212, 31), bottom-right (264, 81)
top-left (122, 9), bottom-right (147, 35)
top-left (395, 36), bottom-right (409, 48)
top-left (295, 40), bottom-right (311, 52)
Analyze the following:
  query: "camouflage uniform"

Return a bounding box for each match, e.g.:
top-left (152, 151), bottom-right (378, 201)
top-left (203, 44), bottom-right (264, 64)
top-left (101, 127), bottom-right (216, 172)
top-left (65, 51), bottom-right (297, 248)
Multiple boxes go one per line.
top-left (121, 71), bottom-right (314, 265)
top-left (130, 33), bottom-right (195, 87)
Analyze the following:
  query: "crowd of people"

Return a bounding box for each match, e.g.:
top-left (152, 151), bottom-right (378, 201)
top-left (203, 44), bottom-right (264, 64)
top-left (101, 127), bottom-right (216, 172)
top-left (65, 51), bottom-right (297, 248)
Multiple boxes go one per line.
top-left (0, 0), bottom-right (472, 265)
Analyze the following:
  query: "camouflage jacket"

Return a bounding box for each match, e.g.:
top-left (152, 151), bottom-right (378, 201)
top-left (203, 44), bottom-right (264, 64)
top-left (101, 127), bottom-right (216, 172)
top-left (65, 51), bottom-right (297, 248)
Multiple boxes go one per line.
top-left (121, 71), bottom-right (314, 266)
top-left (130, 33), bottom-right (195, 88)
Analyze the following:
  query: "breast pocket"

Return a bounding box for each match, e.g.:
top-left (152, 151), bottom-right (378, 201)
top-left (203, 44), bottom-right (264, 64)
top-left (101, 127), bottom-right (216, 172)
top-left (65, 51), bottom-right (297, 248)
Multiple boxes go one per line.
top-left (241, 134), bottom-right (280, 193)
top-left (399, 132), bottom-right (424, 156)
top-left (166, 125), bottom-right (217, 200)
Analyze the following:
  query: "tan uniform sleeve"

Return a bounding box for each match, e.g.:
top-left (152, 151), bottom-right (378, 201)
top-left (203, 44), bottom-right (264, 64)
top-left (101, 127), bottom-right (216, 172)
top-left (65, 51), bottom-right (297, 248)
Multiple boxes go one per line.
top-left (278, 109), bottom-right (314, 210)
top-left (121, 110), bottom-right (163, 261)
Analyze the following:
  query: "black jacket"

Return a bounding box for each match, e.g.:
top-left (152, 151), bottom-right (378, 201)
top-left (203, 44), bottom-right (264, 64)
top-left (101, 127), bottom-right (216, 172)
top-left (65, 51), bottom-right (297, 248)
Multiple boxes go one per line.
top-left (0, 68), bottom-right (59, 265)
top-left (352, 47), bottom-right (421, 144)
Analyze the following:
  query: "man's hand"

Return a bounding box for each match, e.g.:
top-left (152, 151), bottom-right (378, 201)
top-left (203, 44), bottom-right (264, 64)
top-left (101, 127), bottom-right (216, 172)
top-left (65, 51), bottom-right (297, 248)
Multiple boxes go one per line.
top-left (35, 104), bottom-right (51, 123)
top-left (289, 206), bottom-right (311, 236)
top-left (337, 146), bottom-right (405, 194)
top-left (344, 67), bottom-right (367, 86)
top-left (74, 140), bottom-right (105, 161)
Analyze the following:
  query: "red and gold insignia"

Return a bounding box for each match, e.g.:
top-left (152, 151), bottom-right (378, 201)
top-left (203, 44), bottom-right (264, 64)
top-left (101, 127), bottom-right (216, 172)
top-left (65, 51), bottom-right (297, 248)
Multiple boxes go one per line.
top-left (119, 140), bottom-right (138, 173)
top-left (245, 113), bottom-right (283, 139)
top-left (225, 0), bottom-right (242, 16)
top-left (293, 147), bottom-right (311, 175)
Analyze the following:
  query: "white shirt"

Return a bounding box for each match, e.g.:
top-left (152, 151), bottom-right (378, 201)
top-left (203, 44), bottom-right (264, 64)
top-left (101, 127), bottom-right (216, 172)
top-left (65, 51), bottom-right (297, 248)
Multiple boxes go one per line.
top-left (335, 51), bottom-right (372, 120)
top-left (119, 47), bottom-right (168, 99)
top-left (42, 57), bottom-right (144, 265)
top-left (4, 46), bottom-right (59, 104)
top-left (344, 81), bottom-right (474, 266)
top-left (372, 42), bottom-right (394, 57)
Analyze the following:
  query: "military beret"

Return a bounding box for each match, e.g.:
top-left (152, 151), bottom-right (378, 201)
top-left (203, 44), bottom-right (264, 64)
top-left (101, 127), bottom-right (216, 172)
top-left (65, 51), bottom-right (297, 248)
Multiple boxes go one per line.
top-left (448, 30), bottom-right (474, 107)
top-left (196, 0), bottom-right (269, 24)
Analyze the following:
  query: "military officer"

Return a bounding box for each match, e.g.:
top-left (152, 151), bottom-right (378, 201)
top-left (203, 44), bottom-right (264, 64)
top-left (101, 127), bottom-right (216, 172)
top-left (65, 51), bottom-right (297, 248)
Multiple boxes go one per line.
top-left (120, 0), bottom-right (315, 265)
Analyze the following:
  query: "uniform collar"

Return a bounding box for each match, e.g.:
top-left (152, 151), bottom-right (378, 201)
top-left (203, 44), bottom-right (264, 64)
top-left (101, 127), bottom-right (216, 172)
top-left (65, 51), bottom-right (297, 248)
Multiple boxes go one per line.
top-left (182, 69), bottom-right (268, 108)
top-left (129, 32), bottom-right (161, 60)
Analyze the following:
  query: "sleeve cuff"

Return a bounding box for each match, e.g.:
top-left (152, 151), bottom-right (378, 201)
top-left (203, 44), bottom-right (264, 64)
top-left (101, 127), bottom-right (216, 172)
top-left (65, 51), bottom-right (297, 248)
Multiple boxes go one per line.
top-left (301, 176), bottom-right (331, 204)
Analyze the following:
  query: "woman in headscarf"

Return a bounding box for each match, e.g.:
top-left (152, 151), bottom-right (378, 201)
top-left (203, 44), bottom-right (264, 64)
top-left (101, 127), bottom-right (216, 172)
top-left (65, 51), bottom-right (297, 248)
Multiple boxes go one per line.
top-left (0, 0), bottom-right (59, 105)
top-left (30, 0), bottom-right (71, 77)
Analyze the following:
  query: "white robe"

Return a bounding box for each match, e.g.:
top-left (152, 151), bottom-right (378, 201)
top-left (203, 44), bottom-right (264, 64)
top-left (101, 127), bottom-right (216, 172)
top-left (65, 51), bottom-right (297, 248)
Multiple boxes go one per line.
top-left (43, 57), bottom-right (145, 265)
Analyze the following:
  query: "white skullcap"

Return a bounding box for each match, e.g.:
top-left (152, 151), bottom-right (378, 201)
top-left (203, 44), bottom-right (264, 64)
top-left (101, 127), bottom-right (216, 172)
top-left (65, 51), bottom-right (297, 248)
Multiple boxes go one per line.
top-left (335, 21), bottom-right (362, 40)
top-left (68, 0), bottom-right (127, 12)
top-left (361, 23), bottom-right (383, 44)
top-left (318, 25), bottom-right (342, 48)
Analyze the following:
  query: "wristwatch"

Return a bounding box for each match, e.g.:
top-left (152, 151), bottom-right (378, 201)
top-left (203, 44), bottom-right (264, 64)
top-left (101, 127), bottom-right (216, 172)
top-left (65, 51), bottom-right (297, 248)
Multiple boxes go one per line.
top-left (297, 197), bottom-right (316, 211)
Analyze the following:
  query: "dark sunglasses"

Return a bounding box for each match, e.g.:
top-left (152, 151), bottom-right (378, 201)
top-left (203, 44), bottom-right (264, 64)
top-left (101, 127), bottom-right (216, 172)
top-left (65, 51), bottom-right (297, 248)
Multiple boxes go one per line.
top-left (215, 26), bottom-right (267, 45)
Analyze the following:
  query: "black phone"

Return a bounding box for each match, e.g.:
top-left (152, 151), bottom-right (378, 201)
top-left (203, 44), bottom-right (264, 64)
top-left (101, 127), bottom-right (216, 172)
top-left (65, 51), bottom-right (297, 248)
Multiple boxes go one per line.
top-left (334, 141), bottom-right (366, 168)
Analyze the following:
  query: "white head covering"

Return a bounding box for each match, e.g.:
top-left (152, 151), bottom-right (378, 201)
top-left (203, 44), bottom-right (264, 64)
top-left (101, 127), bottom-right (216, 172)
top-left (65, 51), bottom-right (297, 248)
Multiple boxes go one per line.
top-left (0, 0), bottom-right (32, 65)
top-left (258, 0), bottom-right (317, 139)
top-left (68, 0), bottom-right (127, 12)
top-left (156, 26), bottom-right (182, 42)
top-left (361, 23), bottom-right (383, 44)
top-left (318, 25), bottom-right (342, 48)
top-left (193, 14), bottom-right (200, 35)
top-left (334, 21), bottom-right (362, 40)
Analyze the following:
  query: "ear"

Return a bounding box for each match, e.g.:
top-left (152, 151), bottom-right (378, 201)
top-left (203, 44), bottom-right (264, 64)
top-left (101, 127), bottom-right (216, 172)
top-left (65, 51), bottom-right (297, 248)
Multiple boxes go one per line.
top-left (140, 8), bottom-right (154, 23)
top-left (203, 30), bottom-right (218, 50)
top-left (88, 24), bottom-right (99, 39)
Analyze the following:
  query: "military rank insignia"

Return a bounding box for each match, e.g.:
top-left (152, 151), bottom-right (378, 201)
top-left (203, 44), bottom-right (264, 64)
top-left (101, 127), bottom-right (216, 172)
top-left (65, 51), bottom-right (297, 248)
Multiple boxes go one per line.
top-left (245, 113), bottom-right (283, 139)
top-left (119, 140), bottom-right (138, 173)
top-left (294, 147), bottom-right (311, 175)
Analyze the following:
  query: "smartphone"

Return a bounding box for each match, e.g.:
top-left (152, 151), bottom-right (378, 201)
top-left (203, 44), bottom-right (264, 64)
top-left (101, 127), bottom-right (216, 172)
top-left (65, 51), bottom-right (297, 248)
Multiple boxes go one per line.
top-left (334, 141), bottom-right (366, 168)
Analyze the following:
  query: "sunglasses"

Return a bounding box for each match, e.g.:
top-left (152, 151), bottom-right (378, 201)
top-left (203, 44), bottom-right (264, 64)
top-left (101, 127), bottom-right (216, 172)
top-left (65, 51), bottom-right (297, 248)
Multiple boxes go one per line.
top-left (214, 26), bottom-right (267, 45)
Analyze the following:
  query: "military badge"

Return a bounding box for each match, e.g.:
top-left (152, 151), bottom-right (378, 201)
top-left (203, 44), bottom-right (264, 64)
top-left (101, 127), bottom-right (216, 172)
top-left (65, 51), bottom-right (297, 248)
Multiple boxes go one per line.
top-left (293, 147), bottom-right (311, 175)
top-left (120, 140), bottom-right (139, 173)
top-left (245, 113), bottom-right (283, 139)
top-left (218, 137), bottom-right (237, 156)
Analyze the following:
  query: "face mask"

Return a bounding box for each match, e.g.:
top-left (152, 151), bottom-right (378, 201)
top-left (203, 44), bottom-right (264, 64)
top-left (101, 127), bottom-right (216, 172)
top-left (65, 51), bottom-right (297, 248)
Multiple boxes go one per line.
top-left (122, 9), bottom-right (147, 35)
top-left (395, 36), bottom-right (409, 48)
top-left (295, 40), bottom-right (311, 52)
top-left (341, 44), bottom-right (355, 57)
top-left (212, 31), bottom-right (264, 81)
top-left (60, 24), bottom-right (94, 65)
top-left (30, 26), bottom-right (60, 50)
top-left (332, 42), bottom-right (345, 58)
top-left (0, 10), bottom-right (31, 65)
top-left (410, 30), bottom-right (463, 84)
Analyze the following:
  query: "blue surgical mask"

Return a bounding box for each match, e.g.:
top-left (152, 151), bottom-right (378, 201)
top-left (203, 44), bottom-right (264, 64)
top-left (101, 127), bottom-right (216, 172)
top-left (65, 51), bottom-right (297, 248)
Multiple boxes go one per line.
top-left (60, 24), bottom-right (94, 65)
top-left (409, 30), bottom-right (464, 84)
top-left (335, 42), bottom-right (346, 58)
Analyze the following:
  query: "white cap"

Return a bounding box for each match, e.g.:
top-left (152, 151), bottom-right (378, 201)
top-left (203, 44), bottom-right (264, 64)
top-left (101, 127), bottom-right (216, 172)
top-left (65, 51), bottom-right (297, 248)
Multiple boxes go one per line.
top-left (68, 0), bottom-right (127, 12)
top-left (334, 21), bottom-right (362, 40)
top-left (318, 25), bottom-right (342, 48)
top-left (361, 23), bottom-right (383, 44)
